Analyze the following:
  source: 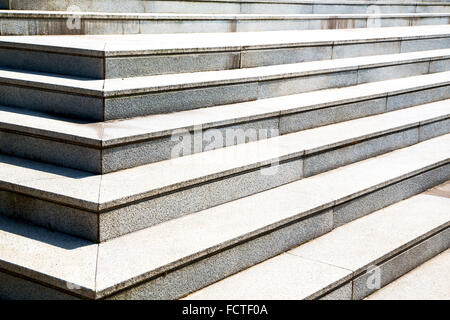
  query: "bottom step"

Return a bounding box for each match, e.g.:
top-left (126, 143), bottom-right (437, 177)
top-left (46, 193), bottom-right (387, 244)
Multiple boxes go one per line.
top-left (366, 248), bottom-right (450, 300)
top-left (184, 181), bottom-right (450, 300)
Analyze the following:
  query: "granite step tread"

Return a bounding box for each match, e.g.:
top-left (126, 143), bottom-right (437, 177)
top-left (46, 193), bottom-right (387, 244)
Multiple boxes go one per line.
top-left (1, 48), bottom-right (448, 97)
top-left (1, 162), bottom-right (449, 299)
top-left (3, 25), bottom-right (450, 78)
top-left (1, 11), bottom-right (450, 36)
top-left (1, 71), bottom-right (448, 149)
top-left (0, 25), bottom-right (447, 58)
top-left (0, 25), bottom-right (450, 79)
top-left (183, 190), bottom-right (450, 300)
top-left (366, 248), bottom-right (450, 300)
top-left (1, 100), bottom-right (449, 212)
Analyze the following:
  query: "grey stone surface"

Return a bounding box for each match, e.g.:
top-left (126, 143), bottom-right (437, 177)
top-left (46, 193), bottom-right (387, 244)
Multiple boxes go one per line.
top-left (0, 271), bottom-right (80, 300)
top-left (319, 282), bottom-right (353, 300)
top-left (2, 25), bottom-right (450, 79)
top-left (353, 227), bottom-right (450, 299)
top-left (0, 190), bottom-right (99, 242)
top-left (99, 157), bottom-right (303, 241)
top-left (185, 191), bottom-right (450, 301)
top-left (366, 248), bottom-right (450, 300)
top-left (0, 214), bottom-right (97, 298)
top-left (412, 17), bottom-right (450, 27)
top-left (0, 109), bottom-right (449, 241)
top-left (280, 97), bottom-right (387, 134)
top-left (420, 118), bottom-right (450, 142)
top-left (387, 84), bottom-right (450, 111)
top-left (357, 61), bottom-right (430, 84)
top-left (240, 45), bottom-right (333, 69)
top-left (0, 83), bottom-right (104, 121)
top-left (0, 138), bottom-right (449, 299)
top-left (104, 82), bottom-right (259, 119)
top-left (1, 12), bottom-right (450, 36)
top-left (106, 209), bottom-right (334, 299)
top-left (241, 2), bottom-right (312, 15)
top-left (101, 116), bottom-right (279, 173)
top-left (332, 40), bottom-right (401, 59)
top-left (429, 58), bottom-right (450, 73)
top-left (0, 47), bottom-right (104, 79)
top-left (415, 4), bottom-right (450, 13)
top-left (1, 73), bottom-right (449, 174)
top-left (7, 0), bottom-right (450, 15)
top-left (1, 0), bottom-right (450, 302)
top-left (0, 131), bottom-right (102, 174)
top-left (401, 37), bottom-right (450, 53)
top-left (303, 128), bottom-right (419, 178)
top-left (333, 163), bottom-right (450, 227)
top-left (258, 71), bottom-right (358, 99)
top-left (290, 193), bottom-right (450, 276)
top-left (106, 51), bottom-right (241, 78)
top-left (1, 48), bottom-right (449, 121)
top-left (185, 252), bottom-right (351, 300)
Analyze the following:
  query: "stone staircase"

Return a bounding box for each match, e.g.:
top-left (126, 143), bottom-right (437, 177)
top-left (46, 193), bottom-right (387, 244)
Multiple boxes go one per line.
top-left (0, 0), bottom-right (449, 300)
top-left (2, 0), bottom-right (450, 35)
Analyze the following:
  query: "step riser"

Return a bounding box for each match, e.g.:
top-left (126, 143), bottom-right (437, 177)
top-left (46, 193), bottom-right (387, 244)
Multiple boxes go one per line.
top-left (320, 226), bottom-right (450, 299)
top-left (2, 83), bottom-right (450, 174)
top-left (1, 15), bottom-right (449, 36)
top-left (2, 56), bottom-right (449, 121)
top-left (351, 227), bottom-right (450, 299)
top-left (1, 121), bottom-right (449, 242)
top-left (2, 35), bottom-right (450, 79)
top-left (105, 166), bottom-right (450, 299)
top-left (3, 0), bottom-right (450, 14)
top-left (366, 247), bottom-right (450, 300)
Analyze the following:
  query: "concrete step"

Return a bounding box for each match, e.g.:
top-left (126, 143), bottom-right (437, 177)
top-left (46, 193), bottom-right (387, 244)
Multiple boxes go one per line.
top-left (2, 0), bottom-right (450, 14)
top-left (0, 156), bottom-right (449, 300)
top-left (2, 25), bottom-right (450, 78)
top-left (2, 72), bottom-right (450, 173)
top-left (1, 11), bottom-right (449, 35)
top-left (184, 182), bottom-right (450, 300)
top-left (366, 247), bottom-right (450, 300)
top-left (0, 108), bottom-right (449, 242)
top-left (1, 49), bottom-right (449, 121)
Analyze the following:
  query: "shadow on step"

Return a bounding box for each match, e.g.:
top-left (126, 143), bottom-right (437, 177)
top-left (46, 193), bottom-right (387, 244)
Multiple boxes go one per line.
top-left (0, 215), bottom-right (92, 250)
top-left (0, 154), bottom-right (95, 179)
top-left (0, 104), bottom-right (91, 124)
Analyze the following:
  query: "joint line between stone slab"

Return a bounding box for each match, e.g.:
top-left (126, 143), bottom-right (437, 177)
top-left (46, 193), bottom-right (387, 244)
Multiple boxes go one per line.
top-left (286, 252), bottom-right (354, 274)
